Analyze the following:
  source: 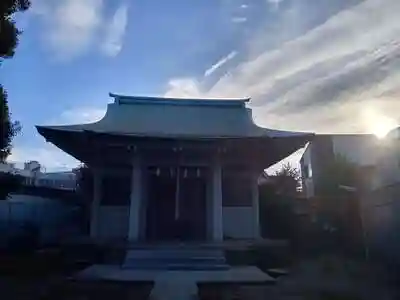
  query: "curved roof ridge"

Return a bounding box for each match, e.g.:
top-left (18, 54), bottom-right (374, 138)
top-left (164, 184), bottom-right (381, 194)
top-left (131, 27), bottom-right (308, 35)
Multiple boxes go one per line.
top-left (109, 93), bottom-right (250, 107)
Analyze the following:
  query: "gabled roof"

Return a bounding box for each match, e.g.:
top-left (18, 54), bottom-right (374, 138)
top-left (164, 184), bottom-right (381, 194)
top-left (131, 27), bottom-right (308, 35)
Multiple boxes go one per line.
top-left (37, 93), bottom-right (312, 139)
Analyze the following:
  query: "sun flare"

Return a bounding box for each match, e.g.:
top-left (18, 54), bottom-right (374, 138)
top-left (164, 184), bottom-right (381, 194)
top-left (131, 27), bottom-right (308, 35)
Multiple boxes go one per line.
top-left (362, 107), bottom-right (398, 139)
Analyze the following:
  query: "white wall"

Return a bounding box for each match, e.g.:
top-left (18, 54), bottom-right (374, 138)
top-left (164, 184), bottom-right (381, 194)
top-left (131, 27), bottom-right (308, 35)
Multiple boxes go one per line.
top-left (222, 206), bottom-right (255, 239)
top-left (96, 206), bottom-right (129, 239)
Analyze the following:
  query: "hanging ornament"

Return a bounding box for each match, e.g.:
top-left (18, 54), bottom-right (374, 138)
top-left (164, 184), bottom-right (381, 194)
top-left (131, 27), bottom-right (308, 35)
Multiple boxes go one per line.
top-left (156, 167), bottom-right (160, 177)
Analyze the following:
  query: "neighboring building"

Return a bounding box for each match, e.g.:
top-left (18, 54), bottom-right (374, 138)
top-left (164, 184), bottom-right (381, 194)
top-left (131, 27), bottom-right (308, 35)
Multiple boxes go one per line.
top-left (0, 162), bottom-right (79, 248)
top-left (36, 93), bottom-right (313, 242)
top-left (24, 160), bottom-right (41, 173)
top-left (363, 127), bottom-right (400, 264)
top-left (300, 134), bottom-right (379, 198)
top-left (0, 161), bottom-right (76, 190)
top-left (371, 127), bottom-right (400, 189)
top-left (299, 130), bottom-right (400, 265)
top-left (34, 171), bottom-right (77, 190)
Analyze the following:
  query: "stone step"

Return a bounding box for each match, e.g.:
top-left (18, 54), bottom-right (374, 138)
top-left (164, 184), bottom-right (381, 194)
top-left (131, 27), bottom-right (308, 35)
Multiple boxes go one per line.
top-left (125, 251), bottom-right (226, 261)
top-left (123, 262), bottom-right (229, 271)
top-left (125, 257), bottom-right (226, 263)
top-left (122, 248), bottom-right (229, 270)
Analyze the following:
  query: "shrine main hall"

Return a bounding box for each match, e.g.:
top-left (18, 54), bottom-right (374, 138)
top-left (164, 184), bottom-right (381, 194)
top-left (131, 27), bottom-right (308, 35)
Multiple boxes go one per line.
top-left (37, 94), bottom-right (312, 243)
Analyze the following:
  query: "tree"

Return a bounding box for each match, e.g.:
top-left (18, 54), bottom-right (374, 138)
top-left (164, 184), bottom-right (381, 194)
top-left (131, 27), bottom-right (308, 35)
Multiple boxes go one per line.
top-left (0, 172), bottom-right (23, 200)
top-left (0, 1), bottom-right (30, 202)
top-left (258, 164), bottom-right (301, 239)
top-left (1, 0), bottom-right (30, 161)
top-left (273, 162), bottom-right (301, 196)
top-left (0, 86), bottom-right (21, 161)
top-left (0, 0), bottom-right (31, 59)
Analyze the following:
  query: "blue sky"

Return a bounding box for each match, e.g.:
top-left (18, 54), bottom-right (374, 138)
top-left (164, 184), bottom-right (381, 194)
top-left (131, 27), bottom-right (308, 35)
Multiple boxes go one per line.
top-left (3, 0), bottom-right (400, 171)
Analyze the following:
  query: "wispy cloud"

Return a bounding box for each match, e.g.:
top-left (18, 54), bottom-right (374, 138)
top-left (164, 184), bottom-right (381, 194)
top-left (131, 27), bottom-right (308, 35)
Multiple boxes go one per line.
top-left (204, 51), bottom-right (238, 77)
top-left (31, 0), bottom-right (129, 60)
top-left (16, 107), bottom-right (106, 170)
top-left (101, 4), bottom-right (129, 57)
top-left (164, 79), bottom-right (203, 98)
top-left (32, 0), bottom-right (103, 60)
top-left (267, 0), bottom-right (283, 10)
top-left (165, 0), bottom-right (400, 135)
top-left (9, 144), bottom-right (80, 171)
top-left (231, 17), bottom-right (247, 23)
top-left (58, 107), bottom-right (106, 124)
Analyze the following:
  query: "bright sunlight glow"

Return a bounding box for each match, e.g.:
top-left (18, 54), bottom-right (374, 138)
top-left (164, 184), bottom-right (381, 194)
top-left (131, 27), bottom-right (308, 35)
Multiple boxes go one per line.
top-left (362, 107), bottom-right (398, 139)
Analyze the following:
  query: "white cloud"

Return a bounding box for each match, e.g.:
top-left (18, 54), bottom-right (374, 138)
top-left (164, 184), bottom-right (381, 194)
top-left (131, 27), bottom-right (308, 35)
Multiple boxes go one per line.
top-left (165, 0), bottom-right (400, 135)
top-left (163, 0), bottom-right (400, 172)
top-left (58, 107), bottom-right (106, 124)
top-left (267, 0), bottom-right (283, 11)
top-left (9, 144), bottom-right (80, 172)
top-left (31, 0), bottom-right (129, 60)
top-left (44, 106), bottom-right (105, 125)
top-left (33, 0), bottom-right (103, 59)
top-left (231, 17), bottom-right (247, 23)
top-left (14, 107), bottom-right (106, 171)
top-left (164, 79), bottom-right (204, 98)
top-left (204, 51), bottom-right (237, 77)
top-left (101, 4), bottom-right (129, 57)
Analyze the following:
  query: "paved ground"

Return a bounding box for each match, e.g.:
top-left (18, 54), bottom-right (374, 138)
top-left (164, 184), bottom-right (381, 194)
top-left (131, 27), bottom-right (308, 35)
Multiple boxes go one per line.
top-left (0, 255), bottom-right (398, 300)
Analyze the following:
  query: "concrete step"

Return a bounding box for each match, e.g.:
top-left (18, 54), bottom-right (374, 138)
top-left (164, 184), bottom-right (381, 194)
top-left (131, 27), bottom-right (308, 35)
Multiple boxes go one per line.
top-left (124, 257), bottom-right (227, 264)
top-left (122, 248), bottom-right (229, 270)
top-left (123, 262), bottom-right (230, 271)
top-left (125, 249), bottom-right (225, 259)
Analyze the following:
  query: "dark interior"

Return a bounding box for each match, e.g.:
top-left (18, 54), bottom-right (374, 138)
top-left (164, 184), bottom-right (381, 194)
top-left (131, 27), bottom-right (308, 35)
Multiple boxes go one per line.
top-left (145, 167), bottom-right (207, 241)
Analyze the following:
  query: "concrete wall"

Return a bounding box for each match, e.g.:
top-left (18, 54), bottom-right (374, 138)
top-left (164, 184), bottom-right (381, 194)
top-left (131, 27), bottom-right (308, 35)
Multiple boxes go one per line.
top-left (301, 134), bottom-right (379, 198)
top-left (96, 206), bottom-right (129, 239)
top-left (0, 194), bottom-right (79, 245)
top-left (222, 206), bottom-right (255, 239)
top-left (331, 135), bottom-right (379, 166)
top-left (371, 131), bottom-right (400, 189)
top-left (363, 184), bottom-right (400, 265)
top-left (362, 129), bottom-right (400, 264)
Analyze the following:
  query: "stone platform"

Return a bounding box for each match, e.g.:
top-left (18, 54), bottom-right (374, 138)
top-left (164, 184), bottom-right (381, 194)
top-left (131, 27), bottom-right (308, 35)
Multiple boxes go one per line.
top-left (74, 243), bottom-right (276, 300)
top-left (75, 264), bottom-right (275, 284)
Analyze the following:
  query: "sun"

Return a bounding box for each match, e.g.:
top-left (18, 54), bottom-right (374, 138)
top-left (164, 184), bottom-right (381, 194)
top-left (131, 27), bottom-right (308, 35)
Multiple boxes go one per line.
top-left (372, 121), bottom-right (396, 139)
top-left (362, 107), bottom-right (397, 139)
top-left (369, 116), bottom-right (397, 139)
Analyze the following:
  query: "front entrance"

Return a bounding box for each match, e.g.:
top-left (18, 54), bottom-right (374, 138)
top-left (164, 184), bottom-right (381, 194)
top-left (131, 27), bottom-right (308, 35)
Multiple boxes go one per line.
top-left (145, 166), bottom-right (207, 241)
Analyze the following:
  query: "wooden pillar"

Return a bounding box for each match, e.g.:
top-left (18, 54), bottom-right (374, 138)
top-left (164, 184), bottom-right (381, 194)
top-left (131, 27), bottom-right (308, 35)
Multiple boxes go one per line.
top-left (206, 169), bottom-right (214, 240)
top-left (128, 155), bottom-right (142, 241)
top-left (251, 171), bottom-right (261, 239)
top-left (90, 169), bottom-right (102, 238)
top-left (212, 160), bottom-right (223, 242)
